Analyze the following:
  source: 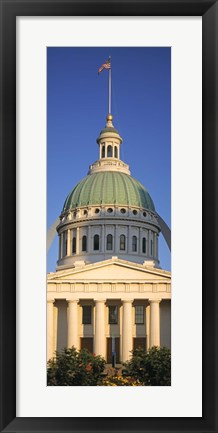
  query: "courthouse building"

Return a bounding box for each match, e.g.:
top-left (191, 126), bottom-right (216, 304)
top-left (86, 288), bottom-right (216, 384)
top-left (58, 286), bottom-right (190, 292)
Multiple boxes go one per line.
top-left (47, 113), bottom-right (171, 363)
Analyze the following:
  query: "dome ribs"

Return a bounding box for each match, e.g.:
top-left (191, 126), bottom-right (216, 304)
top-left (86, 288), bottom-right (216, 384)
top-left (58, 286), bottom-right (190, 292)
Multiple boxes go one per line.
top-left (113, 171), bottom-right (121, 205)
top-left (100, 172), bottom-right (107, 204)
top-left (117, 172), bottom-right (130, 205)
top-left (71, 177), bottom-right (87, 208)
top-left (86, 173), bottom-right (99, 205)
top-left (105, 172), bottom-right (115, 204)
top-left (127, 175), bottom-right (140, 207)
top-left (62, 172), bottom-right (155, 211)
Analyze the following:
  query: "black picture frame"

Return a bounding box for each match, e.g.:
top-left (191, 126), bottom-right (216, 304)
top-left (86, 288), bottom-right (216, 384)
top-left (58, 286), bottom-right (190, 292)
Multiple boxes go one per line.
top-left (0, 1), bottom-right (217, 432)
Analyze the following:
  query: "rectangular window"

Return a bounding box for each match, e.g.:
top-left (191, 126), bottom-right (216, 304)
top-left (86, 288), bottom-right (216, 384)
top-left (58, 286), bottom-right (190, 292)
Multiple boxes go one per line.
top-left (135, 305), bottom-right (144, 324)
top-left (82, 306), bottom-right (92, 324)
top-left (133, 337), bottom-right (146, 351)
top-left (81, 337), bottom-right (93, 353)
top-left (109, 306), bottom-right (118, 324)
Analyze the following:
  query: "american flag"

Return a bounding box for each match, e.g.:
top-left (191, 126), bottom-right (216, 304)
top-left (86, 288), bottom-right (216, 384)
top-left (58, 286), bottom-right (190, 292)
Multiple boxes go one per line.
top-left (98, 58), bottom-right (111, 75)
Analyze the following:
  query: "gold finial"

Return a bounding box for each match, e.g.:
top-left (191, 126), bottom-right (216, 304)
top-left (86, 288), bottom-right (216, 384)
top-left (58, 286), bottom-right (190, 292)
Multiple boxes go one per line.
top-left (107, 114), bottom-right (113, 122)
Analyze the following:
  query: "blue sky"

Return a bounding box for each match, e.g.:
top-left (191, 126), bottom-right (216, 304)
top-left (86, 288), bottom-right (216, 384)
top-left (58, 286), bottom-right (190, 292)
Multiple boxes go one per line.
top-left (47, 47), bottom-right (171, 271)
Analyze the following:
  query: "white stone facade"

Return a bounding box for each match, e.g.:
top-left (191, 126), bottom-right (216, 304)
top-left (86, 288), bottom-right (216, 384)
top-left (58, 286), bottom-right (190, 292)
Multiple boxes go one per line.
top-left (47, 114), bottom-right (171, 363)
top-left (47, 258), bottom-right (171, 362)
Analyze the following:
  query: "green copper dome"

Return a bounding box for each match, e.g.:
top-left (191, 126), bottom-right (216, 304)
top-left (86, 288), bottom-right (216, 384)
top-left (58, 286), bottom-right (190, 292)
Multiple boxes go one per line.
top-left (63, 172), bottom-right (155, 211)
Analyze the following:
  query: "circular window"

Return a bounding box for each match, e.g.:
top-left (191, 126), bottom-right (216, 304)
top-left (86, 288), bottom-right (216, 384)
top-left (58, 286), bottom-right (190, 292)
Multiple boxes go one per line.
top-left (133, 210), bottom-right (138, 215)
top-left (143, 211), bottom-right (147, 217)
top-left (107, 208), bottom-right (113, 213)
top-left (95, 208), bottom-right (100, 214)
top-left (120, 208), bottom-right (126, 214)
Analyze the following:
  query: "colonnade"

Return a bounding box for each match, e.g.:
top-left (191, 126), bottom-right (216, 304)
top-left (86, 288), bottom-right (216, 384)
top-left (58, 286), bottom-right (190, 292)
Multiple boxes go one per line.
top-left (59, 227), bottom-right (158, 259)
top-left (99, 142), bottom-right (120, 160)
top-left (47, 298), bottom-right (162, 362)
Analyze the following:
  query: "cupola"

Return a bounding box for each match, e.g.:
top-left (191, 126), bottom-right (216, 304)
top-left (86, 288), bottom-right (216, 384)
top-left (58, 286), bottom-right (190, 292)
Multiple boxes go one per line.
top-left (89, 115), bottom-right (130, 175)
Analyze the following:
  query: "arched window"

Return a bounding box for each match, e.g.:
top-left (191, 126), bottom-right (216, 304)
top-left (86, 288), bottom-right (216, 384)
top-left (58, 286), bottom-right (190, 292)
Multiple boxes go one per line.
top-left (150, 239), bottom-right (153, 256)
top-left (114, 146), bottom-right (118, 158)
top-left (102, 145), bottom-right (105, 158)
top-left (106, 234), bottom-right (113, 250)
top-left (107, 145), bottom-right (112, 157)
top-left (82, 235), bottom-right (87, 252)
top-left (93, 234), bottom-right (99, 251)
top-left (132, 235), bottom-right (137, 252)
top-left (120, 234), bottom-right (126, 251)
top-left (142, 237), bottom-right (146, 254)
top-left (72, 237), bottom-right (76, 254)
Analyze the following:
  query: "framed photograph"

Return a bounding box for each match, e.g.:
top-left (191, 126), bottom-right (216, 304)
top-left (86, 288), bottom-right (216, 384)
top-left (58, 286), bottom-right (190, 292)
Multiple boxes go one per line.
top-left (46, 45), bottom-right (171, 383)
top-left (0, 1), bottom-right (217, 432)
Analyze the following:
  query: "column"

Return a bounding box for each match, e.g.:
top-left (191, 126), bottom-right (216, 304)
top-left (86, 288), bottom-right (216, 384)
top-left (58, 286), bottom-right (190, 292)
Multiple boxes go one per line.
top-left (115, 224), bottom-right (119, 252)
top-left (149, 299), bottom-right (161, 347)
top-left (76, 227), bottom-right (80, 255)
top-left (58, 235), bottom-right (61, 260)
top-left (67, 299), bottom-right (79, 349)
top-left (94, 300), bottom-right (106, 358)
top-left (60, 233), bottom-right (63, 259)
top-left (47, 299), bottom-right (55, 361)
top-left (122, 299), bottom-right (133, 362)
top-left (87, 225), bottom-right (90, 253)
top-left (154, 233), bottom-right (157, 259)
top-left (101, 225), bottom-right (105, 252)
top-left (148, 230), bottom-right (151, 256)
top-left (139, 227), bottom-right (142, 254)
top-left (67, 229), bottom-right (71, 256)
top-left (151, 231), bottom-right (154, 257)
top-left (128, 225), bottom-right (132, 253)
top-left (145, 304), bottom-right (150, 350)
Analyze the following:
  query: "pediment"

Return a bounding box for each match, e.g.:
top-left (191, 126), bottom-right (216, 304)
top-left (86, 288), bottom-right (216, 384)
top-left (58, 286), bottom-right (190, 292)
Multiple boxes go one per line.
top-left (48, 259), bottom-right (171, 283)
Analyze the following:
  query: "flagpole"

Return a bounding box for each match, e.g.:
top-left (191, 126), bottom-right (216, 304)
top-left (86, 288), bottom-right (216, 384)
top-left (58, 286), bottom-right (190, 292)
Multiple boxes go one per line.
top-left (108, 56), bottom-right (111, 114)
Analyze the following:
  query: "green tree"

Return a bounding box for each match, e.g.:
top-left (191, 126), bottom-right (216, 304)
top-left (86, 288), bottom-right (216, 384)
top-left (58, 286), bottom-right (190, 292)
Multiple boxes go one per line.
top-left (124, 346), bottom-right (171, 386)
top-left (47, 347), bottom-right (106, 386)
